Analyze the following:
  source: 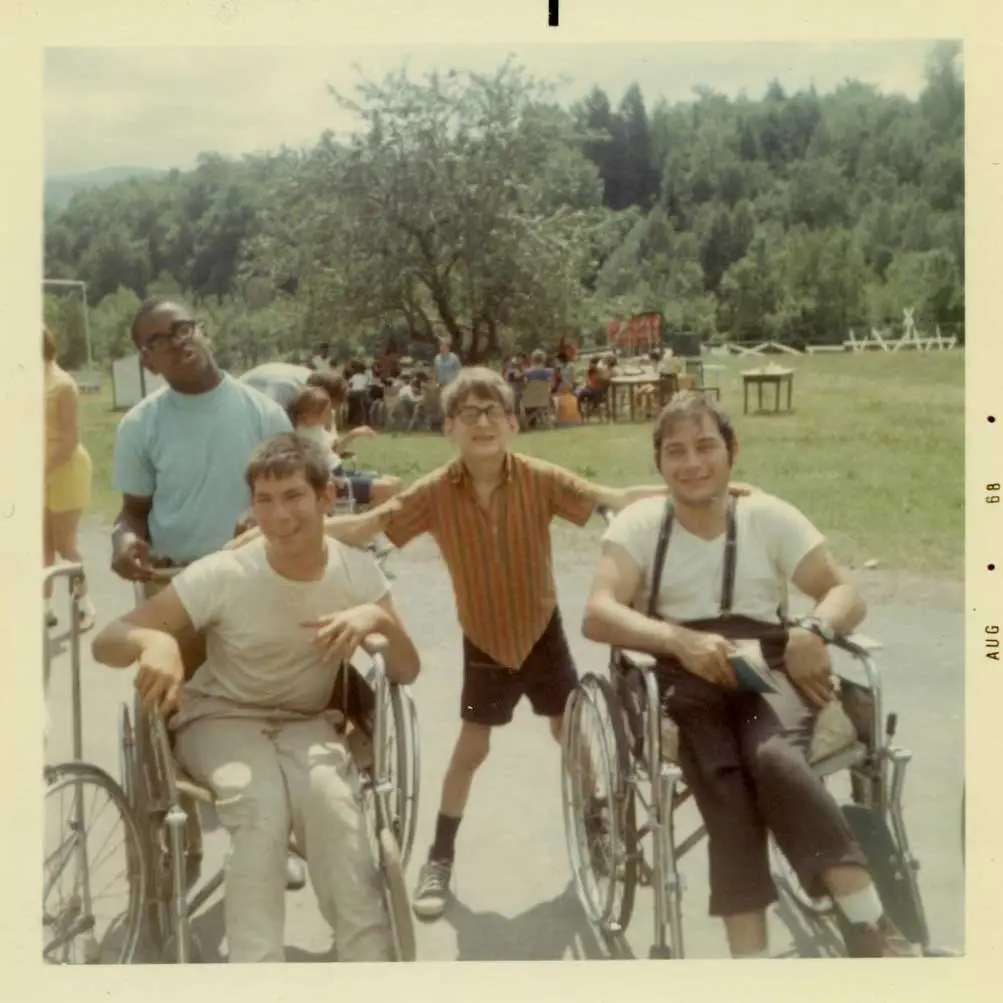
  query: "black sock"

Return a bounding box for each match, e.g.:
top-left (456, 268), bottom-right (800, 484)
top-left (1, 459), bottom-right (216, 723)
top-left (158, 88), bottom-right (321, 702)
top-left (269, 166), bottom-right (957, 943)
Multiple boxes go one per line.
top-left (429, 813), bottom-right (462, 862)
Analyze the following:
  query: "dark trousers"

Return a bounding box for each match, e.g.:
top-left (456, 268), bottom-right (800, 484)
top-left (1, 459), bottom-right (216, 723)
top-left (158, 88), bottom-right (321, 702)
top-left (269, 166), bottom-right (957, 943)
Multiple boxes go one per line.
top-left (656, 616), bottom-right (868, 917)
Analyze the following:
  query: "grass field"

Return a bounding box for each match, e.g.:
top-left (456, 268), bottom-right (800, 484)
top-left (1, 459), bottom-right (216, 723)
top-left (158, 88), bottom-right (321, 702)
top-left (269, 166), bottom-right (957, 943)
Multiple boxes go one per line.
top-left (80, 351), bottom-right (964, 578)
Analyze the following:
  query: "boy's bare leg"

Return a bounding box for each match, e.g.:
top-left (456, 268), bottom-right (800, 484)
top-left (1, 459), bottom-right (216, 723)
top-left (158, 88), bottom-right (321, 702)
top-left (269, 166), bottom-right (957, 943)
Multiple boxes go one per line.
top-left (723, 912), bottom-right (769, 958)
top-left (439, 721), bottom-right (491, 817)
top-left (413, 722), bottom-right (491, 919)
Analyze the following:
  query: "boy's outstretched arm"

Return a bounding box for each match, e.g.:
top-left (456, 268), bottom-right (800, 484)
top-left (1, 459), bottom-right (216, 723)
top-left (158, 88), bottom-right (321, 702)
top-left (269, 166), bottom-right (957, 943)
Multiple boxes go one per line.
top-left (588, 480), bottom-right (757, 512)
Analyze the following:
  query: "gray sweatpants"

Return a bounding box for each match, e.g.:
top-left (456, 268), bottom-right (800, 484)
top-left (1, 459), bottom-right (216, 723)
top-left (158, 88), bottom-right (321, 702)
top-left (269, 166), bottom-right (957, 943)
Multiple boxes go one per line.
top-left (176, 714), bottom-right (392, 963)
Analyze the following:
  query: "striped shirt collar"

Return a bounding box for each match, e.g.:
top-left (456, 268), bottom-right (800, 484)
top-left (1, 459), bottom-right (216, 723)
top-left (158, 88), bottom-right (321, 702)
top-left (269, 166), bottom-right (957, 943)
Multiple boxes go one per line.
top-left (447, 451), bottom-right (515, 487)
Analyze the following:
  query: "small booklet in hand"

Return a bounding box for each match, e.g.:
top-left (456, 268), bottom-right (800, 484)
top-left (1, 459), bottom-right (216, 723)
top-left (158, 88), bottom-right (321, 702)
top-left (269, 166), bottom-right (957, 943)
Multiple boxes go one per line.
top-left (728, 640), bottom-right (780, 694)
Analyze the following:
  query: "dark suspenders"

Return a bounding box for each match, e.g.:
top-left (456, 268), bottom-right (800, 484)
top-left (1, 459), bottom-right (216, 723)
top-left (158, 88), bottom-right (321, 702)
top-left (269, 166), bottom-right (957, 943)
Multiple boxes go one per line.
top-left (646, 495), bottom-right (738, 620)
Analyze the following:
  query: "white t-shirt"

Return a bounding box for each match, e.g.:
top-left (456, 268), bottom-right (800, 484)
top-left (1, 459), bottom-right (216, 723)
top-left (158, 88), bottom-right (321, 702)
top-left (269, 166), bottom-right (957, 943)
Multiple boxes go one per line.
top-left (170, 536), bottom-right (389, 729)
top-left (348, 372), bottom-right (371, 392)
top-left (602, 493), bottom-right (825, 624)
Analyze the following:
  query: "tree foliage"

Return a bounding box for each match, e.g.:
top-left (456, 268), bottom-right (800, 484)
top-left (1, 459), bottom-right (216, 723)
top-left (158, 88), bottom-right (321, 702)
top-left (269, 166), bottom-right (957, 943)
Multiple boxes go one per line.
top-left (43, 44), bottom-right (964, 365)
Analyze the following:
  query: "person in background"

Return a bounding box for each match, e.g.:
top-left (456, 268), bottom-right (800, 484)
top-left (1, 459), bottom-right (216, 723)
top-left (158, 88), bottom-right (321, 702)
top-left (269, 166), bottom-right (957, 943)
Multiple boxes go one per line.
top-left (574, 357), bottom-right (604, 410)
top-left (503, 353), bottom-right (527, 414)
top-left (285, 387), bottom-right (402, 509)
top-left (346, 359), bottom-right (372, 428)
top-left (43, 326), bottom-right (97, 631)
top-left (523, 350), bottom-right (553, 383)
top-left (310, 343), bottom-right (333, 371)
top-left (553, 348), bottom-right (575, 395)
top-left (433, 338), bottom-right (462, 389)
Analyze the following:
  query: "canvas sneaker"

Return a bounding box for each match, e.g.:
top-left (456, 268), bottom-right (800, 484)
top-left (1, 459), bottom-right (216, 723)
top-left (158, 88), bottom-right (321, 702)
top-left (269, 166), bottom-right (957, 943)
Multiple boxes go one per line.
top-left (412, 858), bottom-right (452, 920)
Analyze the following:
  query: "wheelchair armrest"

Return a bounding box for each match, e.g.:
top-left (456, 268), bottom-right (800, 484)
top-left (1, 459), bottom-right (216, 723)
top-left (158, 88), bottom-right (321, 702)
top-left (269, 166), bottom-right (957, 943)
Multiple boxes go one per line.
top-left (831, 632), bottom-right (883, 657)
top-left (615, 646), bottom-right (657, 671)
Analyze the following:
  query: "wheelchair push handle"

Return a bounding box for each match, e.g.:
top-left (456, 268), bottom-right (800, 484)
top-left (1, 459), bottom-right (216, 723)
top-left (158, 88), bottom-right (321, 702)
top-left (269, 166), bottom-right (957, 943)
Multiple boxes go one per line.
top-left (43, 561), bottom-right (86, 594)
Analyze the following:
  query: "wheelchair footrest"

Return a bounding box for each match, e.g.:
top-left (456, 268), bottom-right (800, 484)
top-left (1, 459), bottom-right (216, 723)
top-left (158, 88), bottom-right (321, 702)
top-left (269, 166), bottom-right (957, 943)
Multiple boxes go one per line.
top-left (840, 803), bottom-right (927, 946)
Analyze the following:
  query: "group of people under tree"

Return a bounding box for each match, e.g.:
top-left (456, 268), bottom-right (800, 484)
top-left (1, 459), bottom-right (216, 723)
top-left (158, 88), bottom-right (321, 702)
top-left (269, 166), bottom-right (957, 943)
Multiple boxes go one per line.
top-left (44, 296), bottom-right (920, 961)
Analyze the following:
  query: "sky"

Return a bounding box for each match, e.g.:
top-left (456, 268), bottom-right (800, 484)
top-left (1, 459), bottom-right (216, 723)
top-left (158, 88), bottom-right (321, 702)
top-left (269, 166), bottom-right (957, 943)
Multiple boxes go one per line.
top-left (43, 40), bottom-right (942, 177)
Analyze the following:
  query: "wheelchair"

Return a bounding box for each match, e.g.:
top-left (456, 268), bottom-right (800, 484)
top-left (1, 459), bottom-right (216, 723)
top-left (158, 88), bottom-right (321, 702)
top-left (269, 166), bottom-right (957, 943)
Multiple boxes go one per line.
top-left (43, 563), bottom-right (147, 964)
top-left (118, 574), bottom-right (421, 963)
top-left (559, 538), bottom-right (940, 959)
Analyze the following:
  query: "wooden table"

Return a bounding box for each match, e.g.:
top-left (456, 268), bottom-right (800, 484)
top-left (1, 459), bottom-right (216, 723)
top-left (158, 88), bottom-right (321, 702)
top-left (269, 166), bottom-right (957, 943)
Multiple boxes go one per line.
top-left (741, 367), bottom-right (794, 414)
top-left (609, 373), bottom-right (678, 422)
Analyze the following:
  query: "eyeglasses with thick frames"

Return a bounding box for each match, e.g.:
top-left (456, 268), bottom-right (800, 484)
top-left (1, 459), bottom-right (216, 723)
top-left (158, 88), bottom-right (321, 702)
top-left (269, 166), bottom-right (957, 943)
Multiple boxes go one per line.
top-left (455, 403), bottom-right (509, 426)
top-left (141, 319), bottom-right (199, 354)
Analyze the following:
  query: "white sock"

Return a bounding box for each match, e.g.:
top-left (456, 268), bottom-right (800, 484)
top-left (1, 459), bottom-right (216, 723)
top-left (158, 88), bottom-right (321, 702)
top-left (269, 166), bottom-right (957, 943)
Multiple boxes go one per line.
top-left (733, 948), bottom-right (771, 959)
top-left (834, 884), bottom-right (884, 926)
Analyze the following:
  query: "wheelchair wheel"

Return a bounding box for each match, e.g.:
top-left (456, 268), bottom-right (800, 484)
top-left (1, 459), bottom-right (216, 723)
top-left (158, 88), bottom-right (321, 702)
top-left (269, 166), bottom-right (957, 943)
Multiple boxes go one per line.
top-left (371, 679), bottom-right (420, 869)
top-left (369, 399), bottom-right (387, 429)
top-left (44, 762), bottom-right (147, 964)
top-left (378, 825), bottom-right (417, 961)
top-left (363, 771), bottom-right (416, 961)
top-left (129, 698), bottom-right (203, 961)
top-left (561, 673), bottom-right (638, 935)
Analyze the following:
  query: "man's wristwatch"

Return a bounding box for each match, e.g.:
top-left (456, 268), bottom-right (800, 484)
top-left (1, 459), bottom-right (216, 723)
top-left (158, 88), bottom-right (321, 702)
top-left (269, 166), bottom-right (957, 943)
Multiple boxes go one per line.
top-left (794, 615), bottom-right (837, 643)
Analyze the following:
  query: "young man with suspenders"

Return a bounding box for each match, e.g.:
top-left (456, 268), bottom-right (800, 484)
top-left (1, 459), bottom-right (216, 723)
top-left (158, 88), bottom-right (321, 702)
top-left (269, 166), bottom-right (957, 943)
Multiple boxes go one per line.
top-left (582, 391), bottom-right (918, 958)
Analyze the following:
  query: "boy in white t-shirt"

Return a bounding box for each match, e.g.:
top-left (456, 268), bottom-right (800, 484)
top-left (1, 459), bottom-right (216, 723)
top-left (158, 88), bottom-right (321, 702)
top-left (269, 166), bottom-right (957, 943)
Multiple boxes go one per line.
top-left (91, 433), bottom-right (421, 963)
top-left (582, 392), bottom-right (916, 959)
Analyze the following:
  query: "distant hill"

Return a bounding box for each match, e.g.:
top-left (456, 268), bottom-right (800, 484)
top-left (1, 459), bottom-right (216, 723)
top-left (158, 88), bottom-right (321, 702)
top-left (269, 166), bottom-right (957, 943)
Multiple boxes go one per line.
top-left (44, 166), bottom-right (167, 210)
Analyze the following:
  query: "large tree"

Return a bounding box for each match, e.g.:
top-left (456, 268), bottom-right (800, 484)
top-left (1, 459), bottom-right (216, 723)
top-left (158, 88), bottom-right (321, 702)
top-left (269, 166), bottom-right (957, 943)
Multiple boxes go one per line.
top-left (246, 62), bottom-right (618, 362)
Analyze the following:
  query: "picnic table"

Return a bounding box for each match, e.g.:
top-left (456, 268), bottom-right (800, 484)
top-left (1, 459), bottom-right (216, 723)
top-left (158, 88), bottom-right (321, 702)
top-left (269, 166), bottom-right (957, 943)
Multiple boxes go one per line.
top-left (741, 366), bottom-right (794, 414)
top-left (609, 372), bottom-right (678, 422)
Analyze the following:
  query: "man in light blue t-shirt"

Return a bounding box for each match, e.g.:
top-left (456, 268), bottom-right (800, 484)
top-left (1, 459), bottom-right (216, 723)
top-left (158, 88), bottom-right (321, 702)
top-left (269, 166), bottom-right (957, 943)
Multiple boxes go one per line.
top-left (111, 299), bottom-right (292, 571)
top-left (432, 338), bottom-right (462, 388)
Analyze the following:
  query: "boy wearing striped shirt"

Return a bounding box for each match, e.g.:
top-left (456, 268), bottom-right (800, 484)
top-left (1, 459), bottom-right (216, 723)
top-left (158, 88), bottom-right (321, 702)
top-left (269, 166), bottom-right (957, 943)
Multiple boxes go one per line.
top-left (363, 367), bottom-right (676, 919)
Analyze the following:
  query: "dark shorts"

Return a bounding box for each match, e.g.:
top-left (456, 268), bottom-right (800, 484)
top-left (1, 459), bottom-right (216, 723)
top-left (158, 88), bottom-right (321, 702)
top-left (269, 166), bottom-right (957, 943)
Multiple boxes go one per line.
top-left (460, 610), bottom-right (578, 726)
top-left (335, 474), bottom-right (374, 505)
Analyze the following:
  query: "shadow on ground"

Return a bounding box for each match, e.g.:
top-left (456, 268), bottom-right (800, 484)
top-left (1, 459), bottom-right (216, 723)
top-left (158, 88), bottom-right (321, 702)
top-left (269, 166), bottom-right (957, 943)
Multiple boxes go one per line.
top-left (442, 883), bottom-right (631, 961)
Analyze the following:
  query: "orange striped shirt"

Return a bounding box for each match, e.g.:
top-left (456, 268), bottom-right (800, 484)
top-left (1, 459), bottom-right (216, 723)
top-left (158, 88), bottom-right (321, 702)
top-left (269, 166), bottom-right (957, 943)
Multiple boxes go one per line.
top-left (382, 452), bottom-right (597, 669)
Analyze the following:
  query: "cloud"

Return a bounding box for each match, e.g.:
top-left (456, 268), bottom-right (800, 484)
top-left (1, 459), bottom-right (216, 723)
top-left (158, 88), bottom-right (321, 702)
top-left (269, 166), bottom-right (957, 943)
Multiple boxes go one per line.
top-left (43, 41), bottom-right (938, 176)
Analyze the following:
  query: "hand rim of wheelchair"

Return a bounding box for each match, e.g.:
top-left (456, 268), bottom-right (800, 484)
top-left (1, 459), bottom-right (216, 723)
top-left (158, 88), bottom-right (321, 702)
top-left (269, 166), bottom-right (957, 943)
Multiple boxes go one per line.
top-left (560, 673), bottom-right (638, 935)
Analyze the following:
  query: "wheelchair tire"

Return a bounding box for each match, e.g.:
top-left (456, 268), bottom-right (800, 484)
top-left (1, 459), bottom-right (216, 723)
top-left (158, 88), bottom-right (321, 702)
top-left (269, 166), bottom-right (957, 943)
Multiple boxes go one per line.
top-left (44, 761), bottom-right (147, 965)
top-left (392, 686), bottom-right (420, 869)
top-left (561, 673), bottom-right (638, 936)
top-left (378, 826), bottom-right (417, 961)
top-left (129, 697), bottom-right (204, 961)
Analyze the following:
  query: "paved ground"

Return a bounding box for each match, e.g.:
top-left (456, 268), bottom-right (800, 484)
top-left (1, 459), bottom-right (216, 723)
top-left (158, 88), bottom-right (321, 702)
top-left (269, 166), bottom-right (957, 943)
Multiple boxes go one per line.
top-left (44, 524), bottom-right (965, 962)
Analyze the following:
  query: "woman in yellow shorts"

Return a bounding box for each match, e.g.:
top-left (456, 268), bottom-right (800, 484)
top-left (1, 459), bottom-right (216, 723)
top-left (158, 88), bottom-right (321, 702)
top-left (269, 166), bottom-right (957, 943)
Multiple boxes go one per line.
top-left (44, 327), bottom-right (96, 631)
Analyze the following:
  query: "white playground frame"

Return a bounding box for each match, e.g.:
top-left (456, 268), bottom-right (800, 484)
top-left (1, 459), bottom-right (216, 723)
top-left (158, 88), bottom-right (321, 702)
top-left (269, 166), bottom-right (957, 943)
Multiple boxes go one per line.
top-left (844, 307), bottom-right (959, 354)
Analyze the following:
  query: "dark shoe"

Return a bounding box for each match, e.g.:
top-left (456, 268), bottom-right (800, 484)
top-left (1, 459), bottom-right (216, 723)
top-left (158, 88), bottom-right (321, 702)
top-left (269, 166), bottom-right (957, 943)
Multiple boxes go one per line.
top-left (843, 916), bottom-right (921, 957)
top-left (412, 858), bottom-right (452, 920)
top-left (285, 854), bottom-right (307, 891)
